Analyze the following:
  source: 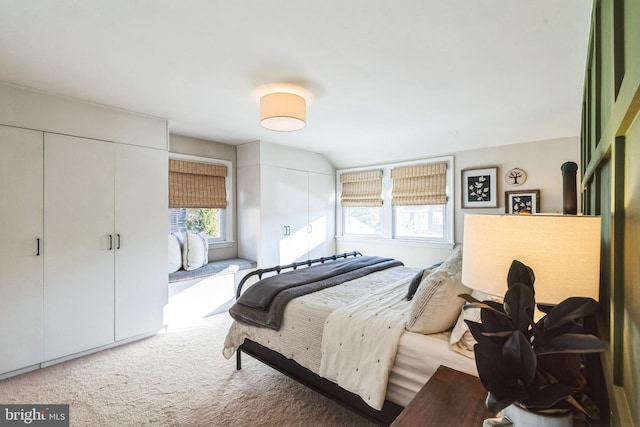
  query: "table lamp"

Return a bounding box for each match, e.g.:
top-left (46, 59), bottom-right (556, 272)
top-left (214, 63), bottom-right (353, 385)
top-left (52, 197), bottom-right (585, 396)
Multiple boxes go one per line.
top-left (461, 214), bottom-right (601, 305)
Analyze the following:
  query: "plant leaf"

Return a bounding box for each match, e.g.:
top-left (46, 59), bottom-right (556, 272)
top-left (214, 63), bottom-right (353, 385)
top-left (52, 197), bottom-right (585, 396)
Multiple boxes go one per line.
top-left (536, 303), bottom-right (554, 314)
top-left (543, 297), bottom-right (600, 331)
top-left (475, 348), bottom-right (528, 415)
top-left (533, 318), bottom-right (585, 345)
top-left (504, 283), bottom-right (535, 332)
top-left (481, 307), bottom-right (514, 333)
top-left (466, 320), bottom-right (508, 349)
top-left (474, 341), bottom-right (513, 396)
top-left (534, 334), bottom-right (606, 355)
top-left (502, 331), bottom-right (537, 386)
top-left (458, 294), bottom-right (508, 316)
top-left (506, 260), bottom-right (535, 290)
top-left (520, 382), bottom-right (575, 410)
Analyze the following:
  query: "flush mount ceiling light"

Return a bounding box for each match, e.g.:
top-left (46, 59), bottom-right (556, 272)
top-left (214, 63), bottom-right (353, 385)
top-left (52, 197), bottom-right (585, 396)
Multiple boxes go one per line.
top-left (260, 92), bottom-right (306, 131)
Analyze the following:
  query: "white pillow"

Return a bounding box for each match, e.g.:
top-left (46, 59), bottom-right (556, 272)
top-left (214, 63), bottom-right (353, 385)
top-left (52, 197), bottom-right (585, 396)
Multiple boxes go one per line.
top-left (405, 270), bottom-right (469, 334)
top-left (172, 230), bottom-right (185, 246)
top-left (182, 231), bottom-right (209, 271)
top-left (434, 246), bottom-right (463, 278)
top-left (168, 234), bottom-right (182, 274)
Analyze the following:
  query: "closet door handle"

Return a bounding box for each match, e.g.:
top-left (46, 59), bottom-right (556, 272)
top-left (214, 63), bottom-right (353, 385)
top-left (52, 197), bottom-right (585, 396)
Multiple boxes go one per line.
top-left (109, 234), bottom-right (113, 250)
top-left (117, 234), bottom-right (121, 249)
top-left (36, 238), bottom-right (40, 256)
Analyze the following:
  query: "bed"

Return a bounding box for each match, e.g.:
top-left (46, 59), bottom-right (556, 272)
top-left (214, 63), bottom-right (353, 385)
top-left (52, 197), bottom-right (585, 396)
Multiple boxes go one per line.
top-left (223, 250), bottom-right (479, 426)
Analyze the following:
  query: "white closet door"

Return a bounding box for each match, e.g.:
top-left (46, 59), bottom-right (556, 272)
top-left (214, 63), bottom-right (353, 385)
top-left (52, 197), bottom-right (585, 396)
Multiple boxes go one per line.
top-left (44, 133), bottom-right (115, 361)
top-left (260, 165), bottom-right (287, 267)
top-left (282, 169), bottom-right (309, 264)
top-left (308, 172), bottom-right (335, 260)
top-left (114, 144), bottom-right (167, 340)
top-left (0, 125), bottom-right (44, 374)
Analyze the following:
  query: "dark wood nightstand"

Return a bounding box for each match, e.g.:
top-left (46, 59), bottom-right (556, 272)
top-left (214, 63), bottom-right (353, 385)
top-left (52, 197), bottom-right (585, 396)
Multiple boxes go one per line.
top-left (391, 365), bottom-right (492, 426)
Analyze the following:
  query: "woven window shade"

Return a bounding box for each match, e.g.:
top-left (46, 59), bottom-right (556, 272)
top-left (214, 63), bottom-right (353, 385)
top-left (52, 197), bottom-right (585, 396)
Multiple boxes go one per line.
top-left (169, 159), bottom-right (228, 208)
top-left (391, 162), bottom-right (447, 205)
top-left (340, 170), bottom-right (383, 207)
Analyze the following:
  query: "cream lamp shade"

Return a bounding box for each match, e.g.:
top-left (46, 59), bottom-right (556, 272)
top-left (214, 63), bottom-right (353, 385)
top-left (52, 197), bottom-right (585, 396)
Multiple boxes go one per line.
top-left (461, 214), bottom-right (601, 305)
top-left (260, 92), bottom-right (306, 131)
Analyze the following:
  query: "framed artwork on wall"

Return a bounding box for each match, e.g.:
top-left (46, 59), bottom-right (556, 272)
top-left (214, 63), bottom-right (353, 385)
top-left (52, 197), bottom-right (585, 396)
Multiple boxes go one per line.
top-left (461, 167), bottom-right (498, 208)
top-left (505, 189), bottom-right (540, 214)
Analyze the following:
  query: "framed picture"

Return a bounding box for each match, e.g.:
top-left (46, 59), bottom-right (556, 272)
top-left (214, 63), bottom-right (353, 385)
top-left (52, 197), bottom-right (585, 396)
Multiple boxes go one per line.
top-left (505, 190), bottom-right (540, 214)
top-left (461, 167), bottom-right (498, 208)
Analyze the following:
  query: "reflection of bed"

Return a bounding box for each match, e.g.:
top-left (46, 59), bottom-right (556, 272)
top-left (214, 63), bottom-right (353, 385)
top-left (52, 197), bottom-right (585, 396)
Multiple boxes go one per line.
top-left (223, 251), bottom-right (478, 425)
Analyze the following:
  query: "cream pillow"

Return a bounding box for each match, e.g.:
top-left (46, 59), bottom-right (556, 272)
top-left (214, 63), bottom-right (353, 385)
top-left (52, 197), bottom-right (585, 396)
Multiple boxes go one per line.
top-left (405, 270), bottom-right (469, 334)
top-left (434, 246), bottom-right (463, 278)
top-left (182, 231), bottom-right (209, 271)
top-left (168, 234), bottom-right (182, 274)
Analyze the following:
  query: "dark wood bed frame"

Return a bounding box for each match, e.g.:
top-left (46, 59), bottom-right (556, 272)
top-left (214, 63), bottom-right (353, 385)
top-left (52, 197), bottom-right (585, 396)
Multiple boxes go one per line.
top-left (234, 252), bottom-right (404, 426)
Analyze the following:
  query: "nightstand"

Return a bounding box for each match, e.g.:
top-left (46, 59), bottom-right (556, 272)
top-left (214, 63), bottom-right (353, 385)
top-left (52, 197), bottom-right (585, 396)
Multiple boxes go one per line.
top-left (391, 365), bottom-right (491, 426)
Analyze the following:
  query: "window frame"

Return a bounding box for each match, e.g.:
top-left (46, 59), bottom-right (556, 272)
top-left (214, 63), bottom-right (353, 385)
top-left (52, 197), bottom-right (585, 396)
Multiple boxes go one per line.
top-left (337, 155), bottom-right (454, 247)
top-left (168, 153), bottom-right (234, 247)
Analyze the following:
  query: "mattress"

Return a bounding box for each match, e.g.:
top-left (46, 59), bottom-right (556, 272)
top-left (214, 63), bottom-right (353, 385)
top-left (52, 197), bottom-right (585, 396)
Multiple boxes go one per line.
top-left (223, 265), bottom-right (478, 408)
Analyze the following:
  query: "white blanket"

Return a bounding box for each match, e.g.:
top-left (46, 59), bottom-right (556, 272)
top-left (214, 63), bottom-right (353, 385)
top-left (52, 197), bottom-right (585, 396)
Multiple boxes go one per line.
top-left (319, 276), bottom-right (412, 410)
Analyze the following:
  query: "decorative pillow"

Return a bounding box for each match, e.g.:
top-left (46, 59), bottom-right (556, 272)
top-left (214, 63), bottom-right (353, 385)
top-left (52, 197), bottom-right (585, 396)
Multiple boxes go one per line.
top-left (405, 270), bottom-right (470, 334)
top-left (434, 246), bottom-right (463, 278)
top-left (199, 232), bottom-right (209, 263)
top-left (406, 269), bottom-right (428, 301)
top-left (450, 290), bottom-right (502, 358)
top-left (182, 231), bottom-right (209, 271)
top-left (168, 234), bottom-right (182, 274)
top-left (406, 261), bottom-right (445, 300)
top-left (172, 230), bottom-right (185, 246)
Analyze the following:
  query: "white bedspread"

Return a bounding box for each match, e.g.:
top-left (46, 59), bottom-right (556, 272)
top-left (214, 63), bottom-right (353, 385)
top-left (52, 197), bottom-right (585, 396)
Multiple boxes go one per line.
top-left (223, 265), bottom-right (478, 410)
top-left (319, 276), bottom-right (411, 410)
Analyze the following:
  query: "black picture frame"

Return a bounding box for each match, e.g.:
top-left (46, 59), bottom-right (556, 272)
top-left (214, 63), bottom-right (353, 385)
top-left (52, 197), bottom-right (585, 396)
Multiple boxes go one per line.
top-left (505, 189), bottom-right (540, 214)
top-left (461, 167), bottom-right (498, 208)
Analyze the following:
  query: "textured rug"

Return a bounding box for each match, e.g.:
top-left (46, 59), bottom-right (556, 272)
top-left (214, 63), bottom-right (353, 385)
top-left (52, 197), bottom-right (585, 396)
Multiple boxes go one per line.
top-left (0, 313), bottom-right (375, 426)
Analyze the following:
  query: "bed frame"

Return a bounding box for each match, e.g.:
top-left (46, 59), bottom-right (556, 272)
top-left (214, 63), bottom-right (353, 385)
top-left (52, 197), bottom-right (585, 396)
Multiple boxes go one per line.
top-left (234, 251), bottom-right (404, 426)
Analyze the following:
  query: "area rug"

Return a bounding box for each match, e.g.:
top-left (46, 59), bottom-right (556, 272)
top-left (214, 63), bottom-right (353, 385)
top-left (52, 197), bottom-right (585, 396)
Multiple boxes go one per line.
top-left (0, 313), bottom-right (375, 426)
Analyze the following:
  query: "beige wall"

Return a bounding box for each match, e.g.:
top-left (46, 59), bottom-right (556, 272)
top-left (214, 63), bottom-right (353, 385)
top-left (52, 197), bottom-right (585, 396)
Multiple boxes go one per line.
top-left (169, 133), bottom-right (239, 260)
top-left (453, 136), bottom-right (580, 243)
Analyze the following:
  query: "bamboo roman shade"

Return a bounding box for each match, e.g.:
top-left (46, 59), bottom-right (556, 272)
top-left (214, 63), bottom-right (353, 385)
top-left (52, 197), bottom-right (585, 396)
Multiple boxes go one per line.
top-left (169, 159), bottom-right (228, 208)
top-left (391, 162), bottom-right (447, 205)
top-left (340, 170), bottom-right (383, 207)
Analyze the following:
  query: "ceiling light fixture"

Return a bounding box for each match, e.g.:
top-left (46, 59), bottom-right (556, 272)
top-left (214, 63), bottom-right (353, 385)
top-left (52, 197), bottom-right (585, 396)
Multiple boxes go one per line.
top-left (260, 92), bottom-right (306, 132)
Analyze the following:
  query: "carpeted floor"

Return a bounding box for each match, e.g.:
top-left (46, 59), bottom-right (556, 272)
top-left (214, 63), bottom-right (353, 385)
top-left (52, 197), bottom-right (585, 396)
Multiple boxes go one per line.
top-left (0, 313), bottom-right (376, 426)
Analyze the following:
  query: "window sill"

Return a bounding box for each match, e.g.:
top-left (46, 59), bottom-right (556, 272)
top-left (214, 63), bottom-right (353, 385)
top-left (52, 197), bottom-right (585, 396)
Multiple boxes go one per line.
top-left (207, 240), bottom-right (235, 249)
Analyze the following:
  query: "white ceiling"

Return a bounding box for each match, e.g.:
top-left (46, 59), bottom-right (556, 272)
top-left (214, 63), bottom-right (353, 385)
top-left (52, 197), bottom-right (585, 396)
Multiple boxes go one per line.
top-left (0, 1), bottom-right (592, 168)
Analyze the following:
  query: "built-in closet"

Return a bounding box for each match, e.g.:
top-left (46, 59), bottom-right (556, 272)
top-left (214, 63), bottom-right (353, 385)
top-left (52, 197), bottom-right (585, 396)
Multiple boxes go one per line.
top-left (0, 83), bottom-right (168, 377)
top-left (237, 141), bottom-right (335, 268)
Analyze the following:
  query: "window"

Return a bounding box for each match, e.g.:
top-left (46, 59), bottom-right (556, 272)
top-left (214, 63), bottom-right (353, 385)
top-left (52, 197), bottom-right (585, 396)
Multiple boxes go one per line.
top-left (338, 156), bottom-right (453, 245)
top-left (168, 208), bottom-right (224, 241)
top-left (394, 205), bottom-right (444, 239)
top-left (168, 155), bottom-right (233, 245)
top-left (344, 206), bottom-right (382, 235)
top-left (340, 170), bottom-right (383, 236)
